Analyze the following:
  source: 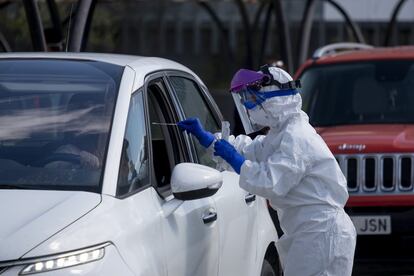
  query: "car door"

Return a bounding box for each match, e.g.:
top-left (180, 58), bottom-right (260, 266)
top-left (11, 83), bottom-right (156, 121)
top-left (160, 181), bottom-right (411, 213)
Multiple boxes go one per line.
top-left (112, 89), bottom-right (167, 276)
top-left (144, 74), bottom-right (219, 276)
top-left (166, 73), bottom-right (259, 276)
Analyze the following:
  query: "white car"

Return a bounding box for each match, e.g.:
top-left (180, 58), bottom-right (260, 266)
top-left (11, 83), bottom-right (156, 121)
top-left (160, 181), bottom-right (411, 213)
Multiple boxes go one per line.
top-left (0, 53), bottom-right (278, 276)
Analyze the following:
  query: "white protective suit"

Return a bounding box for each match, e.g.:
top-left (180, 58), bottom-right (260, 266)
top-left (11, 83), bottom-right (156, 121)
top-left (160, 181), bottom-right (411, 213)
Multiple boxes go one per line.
top-left (223, 67), bottom-right (356, 276)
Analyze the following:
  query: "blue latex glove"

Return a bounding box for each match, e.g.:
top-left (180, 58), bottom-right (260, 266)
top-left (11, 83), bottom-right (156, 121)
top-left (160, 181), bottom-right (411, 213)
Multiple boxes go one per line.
top-left (177, 118), bottom-right (215, 148)
top-left (214, 139), bottom-right (245, 174)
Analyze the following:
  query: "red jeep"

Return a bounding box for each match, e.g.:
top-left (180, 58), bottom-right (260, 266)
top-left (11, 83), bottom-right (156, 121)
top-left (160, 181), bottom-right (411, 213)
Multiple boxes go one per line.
top-left (295, 43), bottom-right (414, 272)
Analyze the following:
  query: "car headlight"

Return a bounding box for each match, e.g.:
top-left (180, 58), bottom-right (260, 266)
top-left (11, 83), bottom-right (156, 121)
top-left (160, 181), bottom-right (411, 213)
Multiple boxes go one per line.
top-left (13, 242), bottom-right (110, 275)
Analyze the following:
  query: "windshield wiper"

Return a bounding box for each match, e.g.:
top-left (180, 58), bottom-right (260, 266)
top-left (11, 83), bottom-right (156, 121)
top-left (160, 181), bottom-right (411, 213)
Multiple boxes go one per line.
top-left (0, 184), bottom-right (32, 190)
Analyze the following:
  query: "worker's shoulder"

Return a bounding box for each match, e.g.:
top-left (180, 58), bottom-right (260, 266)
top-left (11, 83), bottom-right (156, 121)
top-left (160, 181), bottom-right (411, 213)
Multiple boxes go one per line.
top-left (282, 119), bottom-right (321, 151)
top-left (283, 115), bottom-right (312, 135)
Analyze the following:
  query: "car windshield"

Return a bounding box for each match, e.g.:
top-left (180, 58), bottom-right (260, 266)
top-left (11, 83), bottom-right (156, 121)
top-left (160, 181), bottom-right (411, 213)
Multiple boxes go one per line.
top-left (0, 59), bottom-right (123, 193)
top-left (300, 60), bottom-right (414, 127)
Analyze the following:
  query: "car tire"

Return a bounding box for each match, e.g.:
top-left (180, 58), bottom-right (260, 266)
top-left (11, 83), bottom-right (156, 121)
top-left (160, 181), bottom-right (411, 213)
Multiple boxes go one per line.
top-left (260, 258), bottom-right (282, 276)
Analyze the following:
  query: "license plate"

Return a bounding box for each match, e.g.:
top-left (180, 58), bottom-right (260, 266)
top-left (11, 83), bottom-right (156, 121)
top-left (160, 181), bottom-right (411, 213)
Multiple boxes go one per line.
top-left (350, 216), bottom-right (391, 235)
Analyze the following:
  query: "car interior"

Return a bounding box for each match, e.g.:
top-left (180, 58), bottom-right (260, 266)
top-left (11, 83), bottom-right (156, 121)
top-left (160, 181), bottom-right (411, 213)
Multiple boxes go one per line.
top-left (352, 76), bottom-right (388, 121)
top-left (0, 80), bottom-right (116, 191)
top-left (306, 62), bottom-right (414, 126)
top-left (147, 80), bottom-right (182, 197)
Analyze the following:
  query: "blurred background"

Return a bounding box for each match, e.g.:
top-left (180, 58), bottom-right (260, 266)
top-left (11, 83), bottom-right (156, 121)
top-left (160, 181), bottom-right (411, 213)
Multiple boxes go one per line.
top-left (3, 1), bottom-right (414, 275)
top-left (2, 0), bottom-right (414, 130)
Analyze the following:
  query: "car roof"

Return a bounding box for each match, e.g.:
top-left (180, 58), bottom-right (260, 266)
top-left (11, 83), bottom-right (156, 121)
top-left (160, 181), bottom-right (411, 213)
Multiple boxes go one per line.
top-left (0, 52), bottom-right (194, 75)
top-left (295, 46), bottom-right (414, 78)
top-left (0, 52), bottom-right (203, 91)
top-left (313, 46), bottom-right (414, 64)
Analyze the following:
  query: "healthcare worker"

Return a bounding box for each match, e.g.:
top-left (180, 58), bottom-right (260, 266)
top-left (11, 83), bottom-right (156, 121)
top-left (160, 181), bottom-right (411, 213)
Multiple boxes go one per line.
top-left (178, 65), bottom-right (356, 276)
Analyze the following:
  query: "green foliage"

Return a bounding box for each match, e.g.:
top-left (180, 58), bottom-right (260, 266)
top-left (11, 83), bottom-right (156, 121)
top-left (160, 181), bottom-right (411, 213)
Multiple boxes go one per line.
top-left (0, 2), bottom-right (31, 51)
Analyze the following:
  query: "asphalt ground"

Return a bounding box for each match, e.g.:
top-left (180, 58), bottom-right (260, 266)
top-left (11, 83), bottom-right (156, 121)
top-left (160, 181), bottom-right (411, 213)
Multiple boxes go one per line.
top-left (352, 261), bottom-right (414, 276)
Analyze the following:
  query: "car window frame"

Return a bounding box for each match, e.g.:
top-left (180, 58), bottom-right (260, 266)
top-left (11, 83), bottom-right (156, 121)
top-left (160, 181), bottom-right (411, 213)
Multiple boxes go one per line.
top-left (164, 70), bottom-right (223, 164)
top-left (143, 71), bottom-right (192, 199)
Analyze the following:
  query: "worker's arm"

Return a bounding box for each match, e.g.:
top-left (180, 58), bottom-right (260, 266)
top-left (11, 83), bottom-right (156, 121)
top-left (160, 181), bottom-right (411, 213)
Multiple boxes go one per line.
top-left (178, 117), bottom-right (265, 171)
top-left (239, 132), bottom-right (309, 198)
top-left (177, 118), bottom-right (215, 148)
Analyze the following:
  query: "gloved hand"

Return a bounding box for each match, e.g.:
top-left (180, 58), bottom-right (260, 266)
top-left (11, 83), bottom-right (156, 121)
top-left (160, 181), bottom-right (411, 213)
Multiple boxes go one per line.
top-left (214, 139), bottom-right (245, 174)
top-left (177, 118), bottom-right (215, 148)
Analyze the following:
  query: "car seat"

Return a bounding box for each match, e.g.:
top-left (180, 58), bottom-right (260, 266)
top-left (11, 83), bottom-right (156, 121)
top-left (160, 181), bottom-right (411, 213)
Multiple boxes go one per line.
top-left (64, 93), bottom-right (105, 156)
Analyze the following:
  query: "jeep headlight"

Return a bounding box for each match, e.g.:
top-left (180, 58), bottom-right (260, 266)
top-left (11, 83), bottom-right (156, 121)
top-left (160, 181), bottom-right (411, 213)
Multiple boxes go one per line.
top-left (18, 242), bottom-right (110, 275)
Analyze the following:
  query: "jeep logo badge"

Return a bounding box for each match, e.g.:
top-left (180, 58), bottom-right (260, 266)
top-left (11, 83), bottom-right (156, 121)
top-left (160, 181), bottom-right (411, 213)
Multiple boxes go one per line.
top-left (338, 143), bottom-right (366, 151)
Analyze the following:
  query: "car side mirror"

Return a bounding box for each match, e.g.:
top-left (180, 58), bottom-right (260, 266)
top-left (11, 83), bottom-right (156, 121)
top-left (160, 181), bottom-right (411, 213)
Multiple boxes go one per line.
top-left (171, 163), bottom-right (222, 200)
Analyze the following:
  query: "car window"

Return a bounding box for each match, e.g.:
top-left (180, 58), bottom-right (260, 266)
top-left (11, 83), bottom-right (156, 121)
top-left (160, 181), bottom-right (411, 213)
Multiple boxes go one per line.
top-left (0, 59), bottom-right (122, 193)
top-left (169, 76), bottom-right (219, 168)
top-left (116, 91), bottom-right (150, 197)
top-left (147, 78), bottom-right (186, 198)
top-left (300, 60), bottom-right (414, 126)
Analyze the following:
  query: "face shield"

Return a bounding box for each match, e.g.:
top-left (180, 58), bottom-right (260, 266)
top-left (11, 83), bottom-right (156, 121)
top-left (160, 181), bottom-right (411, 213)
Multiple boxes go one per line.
top-left (229, 67), bottom-right (301, 134)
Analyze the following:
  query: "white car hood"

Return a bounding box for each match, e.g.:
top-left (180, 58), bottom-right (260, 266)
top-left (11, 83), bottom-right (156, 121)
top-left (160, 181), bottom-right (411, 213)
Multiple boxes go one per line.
top-left (0, 190), bottom-right (101, 261)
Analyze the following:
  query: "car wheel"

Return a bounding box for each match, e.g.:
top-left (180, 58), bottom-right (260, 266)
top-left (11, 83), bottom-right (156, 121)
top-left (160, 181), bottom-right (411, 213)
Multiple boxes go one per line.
top-left (260, 258), bottom-right (282, 276)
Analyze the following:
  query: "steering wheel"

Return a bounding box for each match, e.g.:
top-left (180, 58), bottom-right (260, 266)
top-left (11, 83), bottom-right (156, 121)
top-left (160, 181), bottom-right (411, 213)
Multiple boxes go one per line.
top-left (36, 153), bottom-right (81, 167)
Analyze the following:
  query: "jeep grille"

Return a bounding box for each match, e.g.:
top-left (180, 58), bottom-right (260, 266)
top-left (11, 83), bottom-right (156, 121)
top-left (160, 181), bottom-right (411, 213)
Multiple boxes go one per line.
top-left (335, 154), bottom-right (414, 193)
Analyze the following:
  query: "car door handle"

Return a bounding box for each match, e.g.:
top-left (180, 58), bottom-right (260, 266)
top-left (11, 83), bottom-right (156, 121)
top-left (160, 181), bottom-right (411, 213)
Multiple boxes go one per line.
top-left (202, 212), bottom-right (217, 224)
top-left (245, 194), bottom-right (256, 204)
